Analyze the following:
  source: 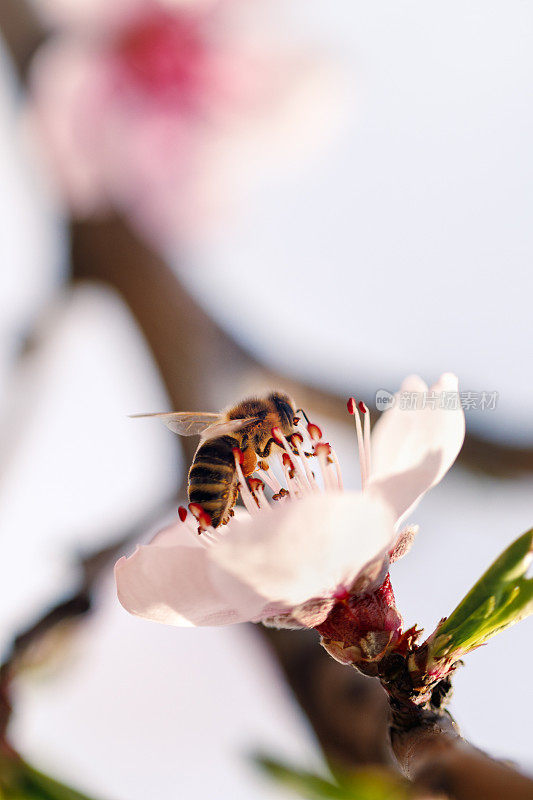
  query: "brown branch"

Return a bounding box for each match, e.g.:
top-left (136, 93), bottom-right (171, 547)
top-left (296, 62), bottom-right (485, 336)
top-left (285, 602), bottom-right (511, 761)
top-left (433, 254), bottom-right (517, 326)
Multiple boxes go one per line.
top-left (260, 628), bottom-right (393, 771)
top-left (0, 496), bottom-right (177, 740)
top-left (392, 713), bottom-right (533, 800)
top-left (0, 0), bottom-right (45, 81)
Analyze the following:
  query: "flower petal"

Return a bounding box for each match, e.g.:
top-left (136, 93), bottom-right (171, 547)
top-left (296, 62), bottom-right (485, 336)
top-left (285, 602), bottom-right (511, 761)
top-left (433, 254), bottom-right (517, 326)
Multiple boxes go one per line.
top-left (115, 523), bottom-right (256, 626)
top-left (208, 491), bottom-right (397, 611)
top-left (369, 373), bottom-right (465, 523)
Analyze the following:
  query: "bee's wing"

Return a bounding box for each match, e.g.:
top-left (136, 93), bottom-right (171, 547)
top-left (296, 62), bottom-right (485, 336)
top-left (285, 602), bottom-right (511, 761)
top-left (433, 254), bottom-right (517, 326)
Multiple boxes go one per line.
top-left (129, 411), bottom-right (222, 436)
top-left (129, 411), bottom-right (260, 440)
top-left (199, 417), bottom-right (260, 442)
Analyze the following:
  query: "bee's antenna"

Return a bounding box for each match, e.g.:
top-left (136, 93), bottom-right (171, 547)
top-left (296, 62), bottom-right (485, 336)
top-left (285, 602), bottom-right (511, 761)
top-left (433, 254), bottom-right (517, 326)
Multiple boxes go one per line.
top-left (294, 408), bottom-right (311, 425)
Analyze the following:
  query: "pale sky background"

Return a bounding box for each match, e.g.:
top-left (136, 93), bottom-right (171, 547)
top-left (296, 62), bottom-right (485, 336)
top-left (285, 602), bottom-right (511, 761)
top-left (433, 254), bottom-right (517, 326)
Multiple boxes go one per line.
top-left (0, 2), bottom-right (532, 798)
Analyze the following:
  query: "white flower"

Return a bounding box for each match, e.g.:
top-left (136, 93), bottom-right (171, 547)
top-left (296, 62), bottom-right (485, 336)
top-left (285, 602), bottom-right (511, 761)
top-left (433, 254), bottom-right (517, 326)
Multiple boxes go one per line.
top-left (115, 373), bottom-right (465, 628)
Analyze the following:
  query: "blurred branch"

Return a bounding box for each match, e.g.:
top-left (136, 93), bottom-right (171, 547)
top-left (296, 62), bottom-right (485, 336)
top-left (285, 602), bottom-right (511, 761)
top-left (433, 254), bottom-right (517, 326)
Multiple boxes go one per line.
top-left (0, 496), bottom-right (177, 742)
top-left (70, 215), bottom-right (345, 464)
top-left (392, 711), bottom-right (533, 800)
top-left (260, 628), bottom-right (393, 770)
top-left (0, 0), bottom-right (45, 81)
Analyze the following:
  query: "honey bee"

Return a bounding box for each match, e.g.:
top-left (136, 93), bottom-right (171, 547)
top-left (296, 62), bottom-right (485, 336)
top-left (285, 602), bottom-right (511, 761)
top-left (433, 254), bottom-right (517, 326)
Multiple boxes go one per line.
top-left (132, 392), bottom-right (301, 527)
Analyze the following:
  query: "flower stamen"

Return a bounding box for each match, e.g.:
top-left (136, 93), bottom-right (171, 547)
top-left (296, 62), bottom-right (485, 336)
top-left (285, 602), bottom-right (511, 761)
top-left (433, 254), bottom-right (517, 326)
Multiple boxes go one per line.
top-left (359, 400), bottom-right (372, 478)
top-left (314, 442), bottom-right (336, 491)
top-left (347, 397), bottom-right (368, 490)
top-left (187, 502), bottom-right (219, 544)
top-left (282, 454), bottom-right (300, 499)
top-left (179, 504), bottom-right (209, 544)
top-left (291, 432), bottom-right (319, 489)
top-left (256, 465), bottom-right (283, 494)
top-left (328, 446), bottom-right (344, 491)
top-left (248, 477), bottom-right (270, 512)
top-left (272, 427), bottom-right (312, 493)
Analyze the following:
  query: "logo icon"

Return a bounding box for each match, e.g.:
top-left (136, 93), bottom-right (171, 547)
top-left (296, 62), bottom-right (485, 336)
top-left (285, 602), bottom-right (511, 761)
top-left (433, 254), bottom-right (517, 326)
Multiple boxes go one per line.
top-left (375, 389), bottom-right (395, 411)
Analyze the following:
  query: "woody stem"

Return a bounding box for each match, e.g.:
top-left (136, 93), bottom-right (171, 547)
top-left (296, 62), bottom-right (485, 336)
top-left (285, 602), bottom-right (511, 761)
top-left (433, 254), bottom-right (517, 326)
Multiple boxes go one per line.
top-left (392, 711), bottom-right (533, 800)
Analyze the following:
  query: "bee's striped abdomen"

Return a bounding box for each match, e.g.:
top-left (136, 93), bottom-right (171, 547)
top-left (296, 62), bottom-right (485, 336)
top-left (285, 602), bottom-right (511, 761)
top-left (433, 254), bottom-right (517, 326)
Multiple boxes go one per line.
top-left (188, 435), bottom-right (240, 527)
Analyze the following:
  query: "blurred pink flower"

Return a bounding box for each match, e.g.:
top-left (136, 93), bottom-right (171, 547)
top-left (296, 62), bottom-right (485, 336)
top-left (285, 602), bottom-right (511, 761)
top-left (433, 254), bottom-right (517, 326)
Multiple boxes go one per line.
top-left (115, 373), bottom-right (465, 629)
top-left (27, 0), bottom-right (340, 243)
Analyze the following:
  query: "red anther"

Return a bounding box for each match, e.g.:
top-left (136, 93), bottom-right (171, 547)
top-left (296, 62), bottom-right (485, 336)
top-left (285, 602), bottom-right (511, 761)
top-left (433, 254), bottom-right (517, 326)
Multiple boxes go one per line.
top-left (188, 502), bottom-right (212, 528)
top-left (282, 453), bottom-right (294, 469)
top-left (307, 422), bottom-right (322, 441)
top-left (347, 397), bottom-right (357, 415)
top-left (258, 460), bottom-right (269, 471)
top-left (290, 432), bottom-right (304, 445)
top-left (293, 415), bottom-right (301, 425)
top-left (358, 400), bottom-right (367, 414)
top-left (271, 426), bottom-right (284, 443)
top-left (232, 447), bottom-right (244, 465)
top-left (314, 442), bottom-right (332, 457)
top-left (248, 477), bottom-right (265, 493)
top-left (178, 506), bottom-right (188, 523)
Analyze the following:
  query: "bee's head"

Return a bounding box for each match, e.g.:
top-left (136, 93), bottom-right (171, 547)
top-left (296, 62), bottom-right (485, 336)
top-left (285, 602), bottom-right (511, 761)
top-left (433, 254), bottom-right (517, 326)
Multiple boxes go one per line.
top-left (268, 392), bottom-right (297, 435)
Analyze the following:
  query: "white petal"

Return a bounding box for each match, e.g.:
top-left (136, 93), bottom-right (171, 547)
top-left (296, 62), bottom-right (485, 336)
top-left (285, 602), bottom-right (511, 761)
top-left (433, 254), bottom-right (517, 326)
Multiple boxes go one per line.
top-left (208, 492), bottom-right (397, 611)
top-left (115, 524), bottom-right (255, 627)
top-left (369, 373), bottom-right (465, 523)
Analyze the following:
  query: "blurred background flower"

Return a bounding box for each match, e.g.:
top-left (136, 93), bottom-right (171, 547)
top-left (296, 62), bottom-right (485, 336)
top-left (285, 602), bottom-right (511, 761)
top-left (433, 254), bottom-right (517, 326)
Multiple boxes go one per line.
top-left (27, 0), bottom-right (342, 245)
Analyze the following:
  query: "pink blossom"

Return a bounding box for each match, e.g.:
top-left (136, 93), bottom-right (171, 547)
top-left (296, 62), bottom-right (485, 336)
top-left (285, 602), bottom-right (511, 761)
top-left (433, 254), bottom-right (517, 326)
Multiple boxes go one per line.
top-left (115, 374), bottom-right (465, 629)
top-left (27, 0), bottom-right (340, 244)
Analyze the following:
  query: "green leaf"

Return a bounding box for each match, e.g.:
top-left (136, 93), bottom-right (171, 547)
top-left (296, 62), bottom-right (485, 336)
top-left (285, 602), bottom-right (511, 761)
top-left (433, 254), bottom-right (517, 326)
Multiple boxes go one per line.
top-left (18, 765), bottom-right (100, 800)
top-left (0, 755), bottom-right (102, 800)
top-left (255, 757), bottom-right (412, 800)
top-left (430, 528), bottom-right (533, 660)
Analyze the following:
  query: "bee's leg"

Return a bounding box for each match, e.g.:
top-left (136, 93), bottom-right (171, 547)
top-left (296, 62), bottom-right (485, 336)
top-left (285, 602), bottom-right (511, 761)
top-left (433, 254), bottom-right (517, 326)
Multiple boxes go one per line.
top-left (242, 447), bottom-right (258, 477)
top-left (256, 438), bottom-right (277, 458)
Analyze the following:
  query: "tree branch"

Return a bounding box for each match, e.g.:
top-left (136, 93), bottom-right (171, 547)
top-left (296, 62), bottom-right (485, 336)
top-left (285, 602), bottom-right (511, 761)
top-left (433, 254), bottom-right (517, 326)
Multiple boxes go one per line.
top-left (392, 713), bottom-right (533, 800)
top-left (0, 496), bottom-right (177, 741)
top-left (260, 628), bottom-right (393, 770)
top-left (0, 0), bottom-right (45, 81)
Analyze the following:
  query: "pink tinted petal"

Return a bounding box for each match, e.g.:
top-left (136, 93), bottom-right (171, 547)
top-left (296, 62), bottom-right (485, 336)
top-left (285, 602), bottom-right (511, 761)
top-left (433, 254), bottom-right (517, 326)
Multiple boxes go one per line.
top-left (208, 492), bottom-right (396, 611)
top-left (149, 521), bottom-right (203, 548)
top-left (28, 43), bottom-right (112, 215)
top-left (369, 373), bottom-right (465, 523)
top-left (115, 524), bottom-right (255, 626)
top-left (261, 597), bottom-right (336, 630)
top-left (27, 2), bottom-right (343, 244)
top-left (370, 374), bottom-right (428, 474)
